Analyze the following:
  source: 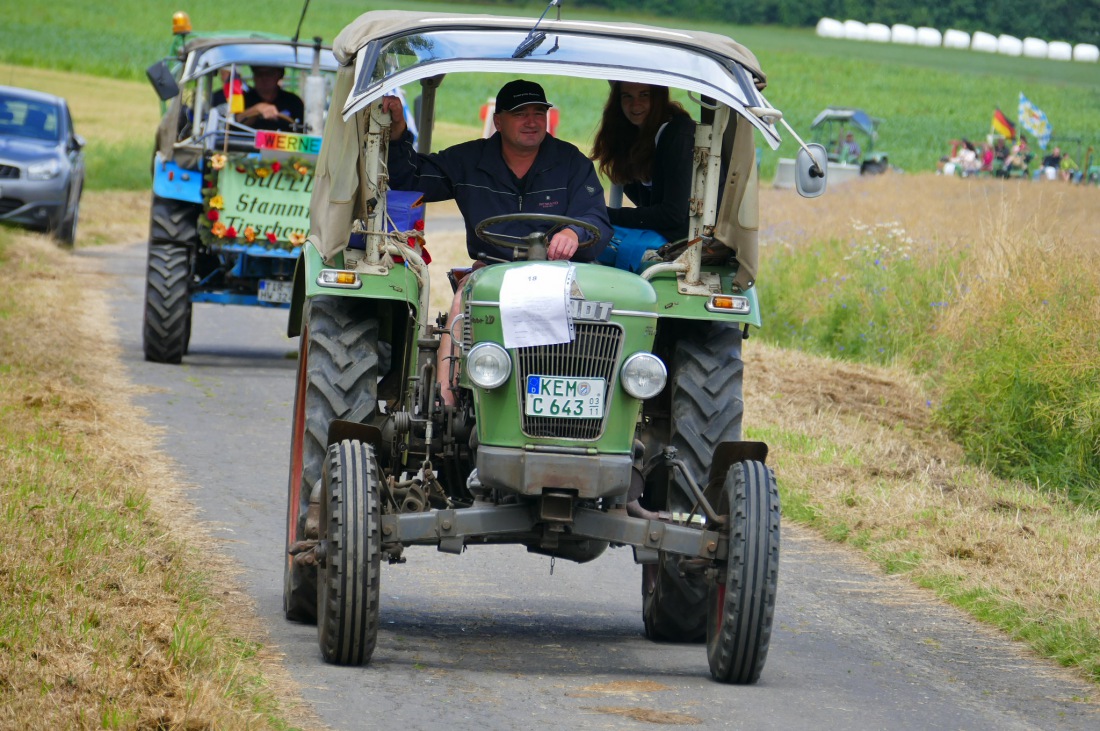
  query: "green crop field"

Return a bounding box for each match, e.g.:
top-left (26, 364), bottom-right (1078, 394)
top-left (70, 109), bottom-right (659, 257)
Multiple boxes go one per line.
top-left (3, 0), bottom-right (1098, 186)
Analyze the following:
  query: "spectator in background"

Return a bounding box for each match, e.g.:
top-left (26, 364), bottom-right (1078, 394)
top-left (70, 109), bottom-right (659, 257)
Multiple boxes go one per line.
top-left (1039, 146), bottom-right (1064, 180)
top-left (980, 141), bottom-right (995, 174)
top-left (958, 139), bottom-right (980, 176)
top-left (992, 137), bottom-right (1009, 172)
top-left (1001, 134), bottom-right (1030, 176)
top-left (1059, 153), bottom-right (1079, 182)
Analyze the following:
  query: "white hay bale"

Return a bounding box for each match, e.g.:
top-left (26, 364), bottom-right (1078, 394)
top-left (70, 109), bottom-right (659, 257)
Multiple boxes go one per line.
top-left (998, 34), bottom-right (1023, 56)
top-left (866, 23), bottom-right (891, 42)
top-left (1048, 41), bottom-right (1072, 60)
top-left (1073, 43), bottom-right (1100, 62)
top-left (1022, 37), bottom-right (1048, 58)
top-left (943, 29), bottom-right (970, 49)
top-left (816, 18), bottom-right (845, 39)
top-left (844, 20), bottom-right (868, 41)
top-left (916, 27), bottom-right (943, 47)
top-left (972, 31), bottom-right (998, 52)
top-left (891, 24), bottom-right (917, 44)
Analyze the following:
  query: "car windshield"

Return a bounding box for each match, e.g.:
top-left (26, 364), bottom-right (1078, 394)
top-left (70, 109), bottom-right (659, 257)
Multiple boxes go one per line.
top-left (0, 95), bottom-right (60, 142)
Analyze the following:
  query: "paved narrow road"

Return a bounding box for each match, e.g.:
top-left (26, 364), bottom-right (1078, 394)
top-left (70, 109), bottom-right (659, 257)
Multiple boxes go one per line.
top-left (80, 239), bottom-right (1097, 731)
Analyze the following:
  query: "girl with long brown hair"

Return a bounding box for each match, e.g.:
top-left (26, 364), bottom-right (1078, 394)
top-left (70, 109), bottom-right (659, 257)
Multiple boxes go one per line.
top-left (590, 81), bottom-right (695, 270)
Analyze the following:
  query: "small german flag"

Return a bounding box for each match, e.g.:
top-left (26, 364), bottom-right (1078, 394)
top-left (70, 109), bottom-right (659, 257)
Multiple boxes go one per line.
top-left (992, 107), bottom-right (1016, 140)
top-left (225, 77), bottom-right (245, 114)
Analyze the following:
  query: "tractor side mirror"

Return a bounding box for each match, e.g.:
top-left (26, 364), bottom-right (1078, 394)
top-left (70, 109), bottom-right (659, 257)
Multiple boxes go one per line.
top-left (146, 61), bottom-right (180, 101)
top-left (795, 143), bottom-right (828, 198)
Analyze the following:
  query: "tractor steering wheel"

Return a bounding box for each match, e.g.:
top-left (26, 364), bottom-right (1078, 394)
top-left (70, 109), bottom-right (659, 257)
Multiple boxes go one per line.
top-left (474, 213), bottom-right (601, 261)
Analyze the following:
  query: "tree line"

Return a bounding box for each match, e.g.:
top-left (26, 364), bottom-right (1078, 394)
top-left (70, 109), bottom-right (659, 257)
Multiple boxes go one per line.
top-left (461, 0), bottom-right (1099, 46)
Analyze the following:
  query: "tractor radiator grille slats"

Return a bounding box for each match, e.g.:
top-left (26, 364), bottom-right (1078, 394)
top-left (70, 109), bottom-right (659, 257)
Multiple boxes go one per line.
top-left (516, 323), bottom-right (623, 440)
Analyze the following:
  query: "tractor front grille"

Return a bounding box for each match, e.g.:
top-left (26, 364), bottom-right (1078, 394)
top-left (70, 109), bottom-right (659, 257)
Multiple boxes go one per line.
top-left (516, 322), bottom-right (623, 440)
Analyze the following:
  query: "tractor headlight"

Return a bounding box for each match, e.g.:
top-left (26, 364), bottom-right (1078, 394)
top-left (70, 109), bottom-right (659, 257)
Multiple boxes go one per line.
top-left (620, 352), bottom-right (666, 400)
top-left (465, 342), bottom-right (511, 390)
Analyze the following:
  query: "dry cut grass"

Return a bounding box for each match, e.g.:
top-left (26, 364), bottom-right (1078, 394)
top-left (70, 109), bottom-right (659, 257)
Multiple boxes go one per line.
top-left (753, 173), bottom-right (1100, 685)
top-left (0, 222), bottom-right (314, 729)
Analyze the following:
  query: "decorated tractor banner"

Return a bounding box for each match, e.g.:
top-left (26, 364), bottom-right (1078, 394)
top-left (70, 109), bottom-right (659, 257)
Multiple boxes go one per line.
top-left (201, 152), bottom-right (316, 249)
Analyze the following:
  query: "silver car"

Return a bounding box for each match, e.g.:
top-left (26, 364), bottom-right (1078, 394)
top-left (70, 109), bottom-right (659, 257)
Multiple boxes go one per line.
top-left (0, 85), bottom-right (85, 245)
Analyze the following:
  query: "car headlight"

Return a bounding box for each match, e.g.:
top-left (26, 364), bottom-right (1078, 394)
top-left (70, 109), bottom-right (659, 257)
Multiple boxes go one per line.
top-left (620, 352), bottom-right (667, 400)
top-left (465, 342), bottom-right (511, 390)
top-left (27, 159), bottom-right (63, 180)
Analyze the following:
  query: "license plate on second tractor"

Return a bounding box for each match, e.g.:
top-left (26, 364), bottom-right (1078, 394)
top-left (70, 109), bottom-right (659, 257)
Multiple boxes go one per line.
top-left (258, 279), bottom-right (293, 304)
top-left (525, 376), bottom-right (605, 418)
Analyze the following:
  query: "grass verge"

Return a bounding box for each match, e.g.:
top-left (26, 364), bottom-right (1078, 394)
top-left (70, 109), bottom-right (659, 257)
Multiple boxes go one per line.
top-left (0, 226), bottom-right (308, 729)
top-left (756, 174), bottom-right (1100, 507)
top-left (751, 175), bottom-right (1100, 686)
top-left (743, 342), bottom-right (1100, 687)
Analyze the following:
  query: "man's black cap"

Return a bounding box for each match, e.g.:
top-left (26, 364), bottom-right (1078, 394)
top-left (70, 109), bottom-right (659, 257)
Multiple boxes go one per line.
top-left (495, 79), bottom-right (553, 112)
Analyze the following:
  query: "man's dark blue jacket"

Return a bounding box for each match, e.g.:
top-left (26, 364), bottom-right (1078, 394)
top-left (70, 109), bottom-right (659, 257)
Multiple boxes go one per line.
top-left (387, 131), bottom-right (611, 263)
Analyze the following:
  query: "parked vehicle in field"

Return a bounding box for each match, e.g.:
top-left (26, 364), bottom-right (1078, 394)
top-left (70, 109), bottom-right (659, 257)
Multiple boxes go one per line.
top-left (0, 85), bottom-right (85, 246)
top-left (142, 13), bottom-right (339, 363)
top-left (283, 8), bottom-right (826, 683)
top-left (775, 106), bottom-right (886, 187)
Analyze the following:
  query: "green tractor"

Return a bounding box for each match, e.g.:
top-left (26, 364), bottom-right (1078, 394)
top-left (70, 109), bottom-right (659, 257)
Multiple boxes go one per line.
top-left (282, 9), bottom-right (826, 683)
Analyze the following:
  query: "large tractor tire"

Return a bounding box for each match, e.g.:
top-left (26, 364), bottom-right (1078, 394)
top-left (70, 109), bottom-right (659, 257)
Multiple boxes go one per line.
top-left (284, 296), bottom-right (381, 623)
top-left (707, 460), bottom-right (780, 684)
top-left (143, 197), bottom-right (198, 364)
top-left (143, 240), bottom-right (192, 364)
top-left (318, 440), bottom-right (382, 666)
top-left (643, 322), bottom-right (744, 642)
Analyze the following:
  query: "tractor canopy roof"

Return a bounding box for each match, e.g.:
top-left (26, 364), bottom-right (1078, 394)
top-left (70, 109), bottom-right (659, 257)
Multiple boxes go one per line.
top-left (331, 9), bottom-right (781, 148)
top-left (810, 107), bottom-right (881, 138)
top-left (178, 37), bottom-right (339, 83)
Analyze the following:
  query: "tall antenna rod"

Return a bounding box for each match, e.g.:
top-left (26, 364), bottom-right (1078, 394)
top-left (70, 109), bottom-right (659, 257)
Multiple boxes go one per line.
top-left (292, 0), bottom-right (313, 45)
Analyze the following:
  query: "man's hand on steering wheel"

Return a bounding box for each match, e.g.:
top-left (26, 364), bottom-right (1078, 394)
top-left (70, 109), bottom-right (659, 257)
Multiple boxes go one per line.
top-left (474, 213), bottom-right (601, 261)
top-left (548, 228), bottom-right (579, 261)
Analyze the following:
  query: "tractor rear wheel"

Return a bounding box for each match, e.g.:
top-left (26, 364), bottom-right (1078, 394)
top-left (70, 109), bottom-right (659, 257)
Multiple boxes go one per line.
top-left (284, 297), bottom-right (381, 622)
top-left (642, 322), bottom-right (744, 642)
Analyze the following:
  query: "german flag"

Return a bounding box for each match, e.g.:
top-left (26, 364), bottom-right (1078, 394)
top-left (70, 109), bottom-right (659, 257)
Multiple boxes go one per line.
top-left (992, 107), bottom-right (1016, 140)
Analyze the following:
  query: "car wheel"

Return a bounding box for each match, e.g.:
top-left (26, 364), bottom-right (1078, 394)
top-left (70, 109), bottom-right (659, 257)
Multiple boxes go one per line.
top-left (54, 186), bottom-right (80, 248)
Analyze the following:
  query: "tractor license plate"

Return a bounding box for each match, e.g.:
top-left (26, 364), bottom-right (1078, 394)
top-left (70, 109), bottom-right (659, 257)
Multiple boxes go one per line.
top-left (525, 376), bottom-right (605, 418)
top-left (569, 298), bottom-right (613, 322)
top-left (258, 279), bottom-right (292, 304)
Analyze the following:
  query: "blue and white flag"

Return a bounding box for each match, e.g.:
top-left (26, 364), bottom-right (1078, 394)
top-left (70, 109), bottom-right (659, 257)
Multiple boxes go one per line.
top-left (1018, 93), bottom-right (1052, 150)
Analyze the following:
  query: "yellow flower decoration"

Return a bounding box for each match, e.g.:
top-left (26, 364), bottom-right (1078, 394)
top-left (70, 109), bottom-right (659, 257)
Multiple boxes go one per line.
top-left (210, 153), bottom-right (227, 170)
top-left (288, 231), bottom-right (306, 246)
top-left (209, 194), bottom-right (224, 210)
top-left (294, 163), bottom-right (310, 176)
top-left (256, 167), bottom-right (270, 178)
top-left (211, 222), bottom-right (227, 238)
top-left (243, 226), bottom-right (257, 244)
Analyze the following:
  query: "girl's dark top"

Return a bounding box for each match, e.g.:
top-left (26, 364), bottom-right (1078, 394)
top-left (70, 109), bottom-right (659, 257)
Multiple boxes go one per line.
top-left (609, 114), bottom-right (696, 242)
